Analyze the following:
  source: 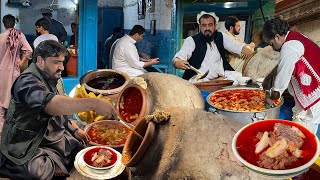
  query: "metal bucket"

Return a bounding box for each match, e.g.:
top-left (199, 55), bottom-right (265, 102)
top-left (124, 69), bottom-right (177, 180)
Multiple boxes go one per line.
top-left (206, 87), bottom-right (284, 125)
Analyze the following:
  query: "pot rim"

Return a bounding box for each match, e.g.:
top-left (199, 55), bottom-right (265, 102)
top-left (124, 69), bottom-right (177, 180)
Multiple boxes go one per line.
top-left (80, 69), bottom-right (130, 95)
top-left (206, 87), bottom-right (284, 113)
top-left (121, 118), bottom-right (156, 166)
top-left (116, 83), bottom-right (148, 126)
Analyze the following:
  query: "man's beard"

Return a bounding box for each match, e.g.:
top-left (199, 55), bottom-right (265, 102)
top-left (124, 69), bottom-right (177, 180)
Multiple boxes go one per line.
top-left (233, 28), bottom-right (240, 35)
top-left (200, 31), bottom-right (214, 43)
top-left (44, 66), bottom-right (61, 81)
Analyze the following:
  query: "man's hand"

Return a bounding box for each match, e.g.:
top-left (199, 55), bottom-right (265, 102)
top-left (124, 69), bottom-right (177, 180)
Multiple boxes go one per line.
top-left (265, 97), bottom-right (275, 107)
top-left (173, 58), bottom-right (190, 70)
top-left (74, 128), bottom-right (91, 145)
top-left (143, 58), bottom-right (159, 67)
top-left (149, 58), bottom-right (160, 65)
top-left (262, 78), bottom-right (271, 90)
top-left (249, 42), bottom-right (255, 50)
top-left (94, 99), bottom-right (117, 119)
top-left (262, 65), bottom-right (278, 90)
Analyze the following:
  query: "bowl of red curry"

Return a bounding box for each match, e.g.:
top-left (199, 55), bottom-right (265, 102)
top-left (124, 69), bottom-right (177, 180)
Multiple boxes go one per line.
top-left (83, 146), bottom-right (118, 170)
top-left (85, 120), bottom-right (132, 149)
top-left (232, 119), bottom-right (320, 179)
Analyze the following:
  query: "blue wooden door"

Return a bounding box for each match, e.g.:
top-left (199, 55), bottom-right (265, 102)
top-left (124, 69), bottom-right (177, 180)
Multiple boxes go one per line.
top-left (62, 0), bottom-right (98, 94)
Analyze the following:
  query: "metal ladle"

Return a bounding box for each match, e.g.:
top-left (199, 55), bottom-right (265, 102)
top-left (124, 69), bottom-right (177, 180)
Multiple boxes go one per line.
top-left (186, 64), bottom-right (209, 80)
top-left (101, 78), bottom-right (116, 90)
top-left (117, 116), bottom-right (144, 140)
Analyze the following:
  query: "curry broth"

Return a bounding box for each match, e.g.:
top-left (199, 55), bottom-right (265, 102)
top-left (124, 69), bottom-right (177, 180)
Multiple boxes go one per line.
top-left (87, 121), bottom-right (131, 146)
top-left (119, 87), bottom-right (143, 123)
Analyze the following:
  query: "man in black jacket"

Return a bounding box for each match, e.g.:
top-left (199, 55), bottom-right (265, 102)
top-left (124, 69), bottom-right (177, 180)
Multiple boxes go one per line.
top-left (172, 11), bottom-right (255, 82)
top-left (0, 40), bottom-right (116, 179)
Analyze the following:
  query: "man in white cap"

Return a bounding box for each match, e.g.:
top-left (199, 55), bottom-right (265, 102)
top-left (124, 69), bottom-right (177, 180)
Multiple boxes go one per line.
top-left (172, 11), bottom-right (255, 82)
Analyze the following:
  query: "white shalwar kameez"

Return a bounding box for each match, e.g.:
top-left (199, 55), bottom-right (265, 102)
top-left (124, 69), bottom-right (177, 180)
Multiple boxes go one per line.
top-left (272, 36), bottom-right (320, 133)
top-left (173, 32), bottom-right (243, 83)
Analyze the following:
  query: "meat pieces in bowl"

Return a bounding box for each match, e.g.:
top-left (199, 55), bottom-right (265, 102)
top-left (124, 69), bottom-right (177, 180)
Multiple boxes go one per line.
top-left (232, 119), bottom-right (320, 179)
top-left (255, 123), bottom-right (306, 170)
top-left (83, 146), bottom-right (118, 170)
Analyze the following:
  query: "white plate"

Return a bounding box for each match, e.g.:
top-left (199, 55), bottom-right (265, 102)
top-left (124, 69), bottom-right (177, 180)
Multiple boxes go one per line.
top-left (74, 146), bottom-right (125, 179)
top-left (68, 84), bottom-right (80, 98)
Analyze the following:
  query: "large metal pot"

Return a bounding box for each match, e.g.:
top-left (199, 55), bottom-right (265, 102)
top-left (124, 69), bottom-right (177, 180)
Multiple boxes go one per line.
top-left (206, 87), bottom-right (284, 125)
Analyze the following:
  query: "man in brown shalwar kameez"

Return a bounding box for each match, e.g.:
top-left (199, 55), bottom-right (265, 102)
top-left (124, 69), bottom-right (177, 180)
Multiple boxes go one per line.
top-left (0, 40), bottom-right (117, 179)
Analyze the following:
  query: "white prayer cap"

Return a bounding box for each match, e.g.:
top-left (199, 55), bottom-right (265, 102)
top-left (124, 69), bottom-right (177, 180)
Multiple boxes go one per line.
top-left (197, 11), bottom-right (219, 25)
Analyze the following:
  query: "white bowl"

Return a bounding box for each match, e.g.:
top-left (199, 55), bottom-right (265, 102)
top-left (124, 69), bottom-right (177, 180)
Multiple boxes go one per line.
top-left (232, 119), bottom-right (320, 179)
top-left (237, 76), bottom-right (251, 85)
top-left (83, 146), bottom-right (119, 170)
top-left (256, 78), bottom-right (264, 83)
top-left (256, 78), bottom-right (264, 88)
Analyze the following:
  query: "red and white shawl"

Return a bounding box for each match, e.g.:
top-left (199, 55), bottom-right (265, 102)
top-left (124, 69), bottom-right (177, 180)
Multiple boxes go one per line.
top-left (286, 31), bottom-right (320, 110)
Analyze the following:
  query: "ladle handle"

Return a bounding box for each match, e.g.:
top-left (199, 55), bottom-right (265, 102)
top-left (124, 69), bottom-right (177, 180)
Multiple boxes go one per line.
top-left (187, 64), bottom-right (202, 74)
top-left (117, 117), bottom-right (144, 140)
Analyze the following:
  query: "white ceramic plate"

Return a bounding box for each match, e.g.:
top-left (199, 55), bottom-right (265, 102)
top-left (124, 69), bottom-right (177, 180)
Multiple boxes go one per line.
top-left (74, 146), bottom-right (125, 179)
top-left (68, 84), bottom-right (80, 98)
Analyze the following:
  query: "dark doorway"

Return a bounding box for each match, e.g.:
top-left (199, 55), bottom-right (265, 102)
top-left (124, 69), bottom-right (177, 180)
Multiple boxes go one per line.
top-left (97, 7), bottom-right (123, 69)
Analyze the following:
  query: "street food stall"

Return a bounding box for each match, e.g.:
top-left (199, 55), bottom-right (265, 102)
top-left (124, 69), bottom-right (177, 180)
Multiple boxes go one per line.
top-left (3, 0), bottom-right (318, 179)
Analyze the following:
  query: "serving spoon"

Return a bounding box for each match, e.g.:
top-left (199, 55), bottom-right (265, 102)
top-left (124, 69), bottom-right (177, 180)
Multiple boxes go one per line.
top-left (116, 116), bottom-right (144, 140)
top-left (186, 64), bottom-right (209, 80)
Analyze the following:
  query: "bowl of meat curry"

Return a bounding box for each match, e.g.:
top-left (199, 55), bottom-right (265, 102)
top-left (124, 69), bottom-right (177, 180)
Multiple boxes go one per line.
top-left (232, 119), bottom-right (320, 179)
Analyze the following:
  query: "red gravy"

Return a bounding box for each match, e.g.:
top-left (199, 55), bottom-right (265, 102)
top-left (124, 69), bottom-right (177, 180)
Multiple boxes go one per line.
top-left (236, 120), bottom-right (317, 169)
top-left (87, 121), bottom-right (131, 146)
top-left (83, 147), bottom-right (118, 167)
top-left (119, 87), bottom-right (143, 123)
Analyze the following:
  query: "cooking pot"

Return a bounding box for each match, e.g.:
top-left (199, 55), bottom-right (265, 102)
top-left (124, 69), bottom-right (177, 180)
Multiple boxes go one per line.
top-left (80, 69), bottom-right (130, 98)
top-left (206, 87), bottom-right (284, 125)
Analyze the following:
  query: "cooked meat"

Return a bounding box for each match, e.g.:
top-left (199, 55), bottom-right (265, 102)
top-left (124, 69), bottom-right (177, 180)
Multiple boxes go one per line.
top-left (255, 131), bottom-right (270, 154)
top-left (255, 123), bottom-right (305, 170)
top-left (268, 131), bottom-right (277, 145)
top-left (274, 123), bottom-right (304, 152)
top-left (91, 149), bottom-right (113, 167)
top-left (291, 126), bottom-right (306, 138)
top-left (265, 138), bottom-right (288, 158)
top-left (256, 131), bottom-right (264, 140)
top-left (258, 151), bottom-right (298, 170)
